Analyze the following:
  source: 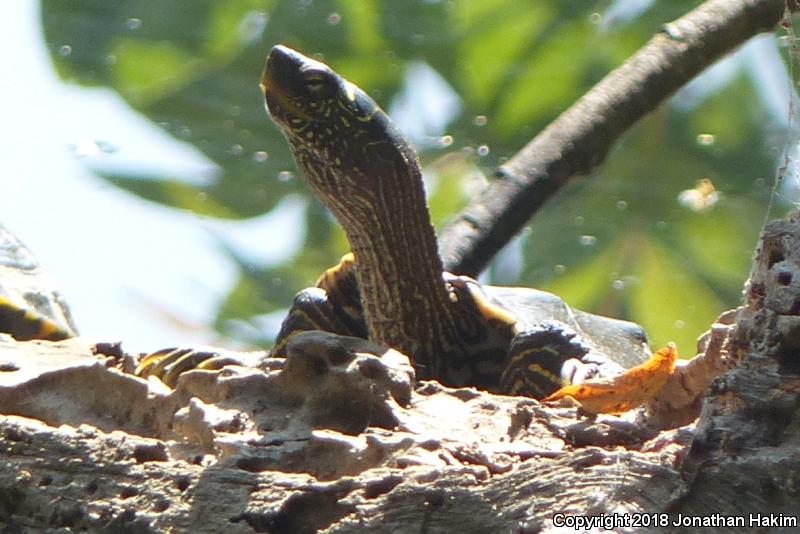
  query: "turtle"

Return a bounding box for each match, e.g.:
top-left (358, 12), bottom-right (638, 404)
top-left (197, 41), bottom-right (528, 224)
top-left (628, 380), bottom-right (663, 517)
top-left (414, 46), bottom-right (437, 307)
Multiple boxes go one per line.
top-left (258, 45), bottom-right (649, 397)
top-left (0, 223), bottom-right (77, 341)
top-left (139, 46), bottom-right (650, 398)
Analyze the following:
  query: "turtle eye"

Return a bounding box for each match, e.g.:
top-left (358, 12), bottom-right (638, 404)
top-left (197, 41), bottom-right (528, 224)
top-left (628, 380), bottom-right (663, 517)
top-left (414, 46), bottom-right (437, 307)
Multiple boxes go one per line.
top-left (301, 69), bottom-right (334, 98)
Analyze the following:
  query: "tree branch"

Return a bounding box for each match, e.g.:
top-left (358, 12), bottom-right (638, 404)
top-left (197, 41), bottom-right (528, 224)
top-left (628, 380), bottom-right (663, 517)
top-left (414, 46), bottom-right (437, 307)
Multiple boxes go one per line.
top-left (440, 0), bottom-right (789, 276)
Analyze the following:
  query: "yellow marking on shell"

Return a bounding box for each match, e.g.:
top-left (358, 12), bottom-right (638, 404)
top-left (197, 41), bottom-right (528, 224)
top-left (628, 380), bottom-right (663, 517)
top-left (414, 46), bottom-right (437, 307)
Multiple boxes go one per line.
top-left (135, 348), bottom-right (181, 377)
top-left (136, 350), bottom-right (168, 372)
top-left (271, 329), bottom-right (309, 357)
top-left (195, 356), bottom-right (240, 371)
top-left (0, 296), bottom-right (71, 340)
top-left (35, 316), bottom-right (65, 338)
top-left (316, 253), bottom-right (355, 287)
top-left (161, 351), bottom-right (217, 386)
top-left (462, 280), bottom-right (517, 327)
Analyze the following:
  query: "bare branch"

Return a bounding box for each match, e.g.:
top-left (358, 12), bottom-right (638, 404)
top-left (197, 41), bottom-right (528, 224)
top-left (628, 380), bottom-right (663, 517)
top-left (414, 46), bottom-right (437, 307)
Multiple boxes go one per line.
top-left (440, 0), bottom-right (789, 276)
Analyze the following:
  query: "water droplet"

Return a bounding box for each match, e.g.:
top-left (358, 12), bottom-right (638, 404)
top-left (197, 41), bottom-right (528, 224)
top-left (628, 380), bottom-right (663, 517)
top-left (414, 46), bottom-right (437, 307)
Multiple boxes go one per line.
top-left (411, 34), bottom-right (425, 45)
top-left (477, 145), bottom-right (490, 157)
top-left (278, 171), bottom-right (294, 182)
top-left (589, 12), bottom-right (602, 24)
top-left (59, 45), bottom-right (72, 57)
top-left (104, 54), bottom-right (117, 66)
top-left (579, 235), bottom-right (597, 246)
top-left (473, 115), bottom-right (488, 127)
top-left (674, 320), bottom-right (685, 329)
top-left (197, 192), bottom-right (207, 202)
top-left (253, 151), bottom-right (269, 162)
top-left (696, 133), bottom-right (715, 146)
top-left (328, 13), bottom-right (341, 25)
top-left (440, 135), bottom-right (453, 147)
top-left (574, 216), bottom-right (584, 226)
top-left (240, 11), bottom-right (269, 44)
top-left (616, 200), bottom-right (628, 211)
top-left (612, 279), bottom-right (625, 290)
top-left (656, 221), bottom-right (667, 230)
top-left (179, 126), bottom-right (192, 138)
top-left (553, 264), bottom-right (566, 275)
top-left (126, 18), bottom-right (142, 30)
top-left (229, 144), bottom-right (244, 157)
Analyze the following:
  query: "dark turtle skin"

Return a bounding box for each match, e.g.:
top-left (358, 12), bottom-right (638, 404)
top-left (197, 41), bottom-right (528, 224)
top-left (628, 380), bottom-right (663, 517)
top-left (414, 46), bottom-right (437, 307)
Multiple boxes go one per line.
top-left (260, 45), bottom-right (649, 398)
top-left (137, 46), bottom-right (650, 399)
top-left (0, 224), bottom-right (77, 341)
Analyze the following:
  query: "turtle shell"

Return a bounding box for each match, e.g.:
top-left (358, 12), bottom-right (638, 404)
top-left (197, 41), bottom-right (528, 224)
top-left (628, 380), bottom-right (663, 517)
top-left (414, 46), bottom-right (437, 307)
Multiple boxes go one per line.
top-left (0, 224), bottom-right (77, 341)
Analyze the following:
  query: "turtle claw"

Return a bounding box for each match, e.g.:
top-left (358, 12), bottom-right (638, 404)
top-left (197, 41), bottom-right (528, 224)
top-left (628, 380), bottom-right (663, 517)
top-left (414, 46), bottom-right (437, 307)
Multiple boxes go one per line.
top-left (561, 353), bottom-right (626, 385)
top-left (560, 358), bottom-right (597, 385)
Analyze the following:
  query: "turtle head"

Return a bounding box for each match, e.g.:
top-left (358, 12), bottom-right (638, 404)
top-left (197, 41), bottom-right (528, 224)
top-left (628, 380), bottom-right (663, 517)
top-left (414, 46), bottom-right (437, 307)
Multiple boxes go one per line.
top-left (260, 45), bottom-right (417, 205)
top-left (261, 46), bottom-right (453, 369)
top-left (261, 45), bottom-right (371, 129)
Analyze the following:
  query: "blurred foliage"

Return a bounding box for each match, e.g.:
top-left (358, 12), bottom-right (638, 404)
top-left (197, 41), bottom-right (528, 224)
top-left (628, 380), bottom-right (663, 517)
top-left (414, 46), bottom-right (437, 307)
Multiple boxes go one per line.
top-left (42, 0), bottom-right (788, 354)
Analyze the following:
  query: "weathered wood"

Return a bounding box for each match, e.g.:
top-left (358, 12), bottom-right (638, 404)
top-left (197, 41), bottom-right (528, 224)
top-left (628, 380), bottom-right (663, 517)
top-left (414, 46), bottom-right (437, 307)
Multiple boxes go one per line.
top-left (670, 213), bottom-right (800, 529)
top-left (2, 213), bottom-right (800, 532)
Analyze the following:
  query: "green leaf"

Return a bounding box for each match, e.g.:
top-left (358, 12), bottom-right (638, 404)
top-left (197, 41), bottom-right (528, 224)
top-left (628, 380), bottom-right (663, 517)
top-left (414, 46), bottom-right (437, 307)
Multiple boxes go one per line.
top-left (629, 236), bottom-right (726, 356)
top-left (111, 39), bottom-right (202, 106)
top-left (102, 175), bottom-right (235, 218)
top-left (544, 239), bottom-right (626, 313)
top-left (425, 152), bottom-right (474, 228)
top-left (455, 1), bottom-right (554, 109)
top-left (207, 1), bottom-right (274, 61)
top-left (674, 199), bottom-right (762, 295)
top-left (493, 17), bottom-right (591, 136)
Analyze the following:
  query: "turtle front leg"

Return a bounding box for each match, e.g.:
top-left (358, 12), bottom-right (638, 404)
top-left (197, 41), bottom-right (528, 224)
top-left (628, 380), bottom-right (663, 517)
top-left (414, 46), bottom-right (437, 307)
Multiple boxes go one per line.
top-left (499, 322), bottom-right (625, 398)
top-left (136, 254), bottom-right (367, 386)
top-left (135, 347), bottom-right (252, 388)
top-left (270, 253), bottom-right (367, 356)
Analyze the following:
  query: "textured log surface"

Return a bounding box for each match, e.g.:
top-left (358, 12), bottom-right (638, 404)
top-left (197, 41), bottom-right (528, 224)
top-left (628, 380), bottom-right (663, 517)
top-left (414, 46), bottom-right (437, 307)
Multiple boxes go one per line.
top-left (4, 213), bottom-right (800, 532)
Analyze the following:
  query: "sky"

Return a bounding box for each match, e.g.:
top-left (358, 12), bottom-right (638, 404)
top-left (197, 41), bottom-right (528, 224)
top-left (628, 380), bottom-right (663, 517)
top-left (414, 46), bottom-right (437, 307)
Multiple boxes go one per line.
top-left (0, 1), bottom-right (304, 351)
